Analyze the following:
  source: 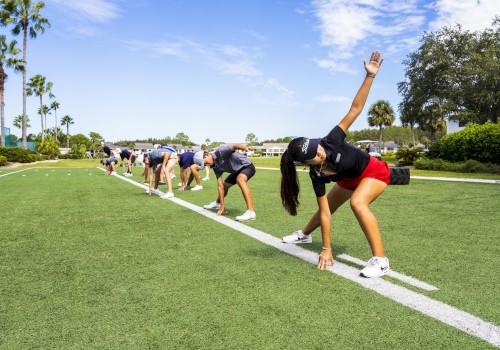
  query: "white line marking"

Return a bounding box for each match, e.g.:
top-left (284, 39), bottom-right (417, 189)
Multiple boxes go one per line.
top-left (0, 168), bottom-right (31, 177)
top-left (336, 254), bottom-right (438, 291)
top-left (100, 167), bottom-right (500, 347)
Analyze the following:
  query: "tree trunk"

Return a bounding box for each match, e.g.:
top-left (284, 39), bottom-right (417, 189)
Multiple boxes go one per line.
top-left (40, 95), bottom-right (44, 141)
top-left (0, 68), bottom-right (5, 147)
top-left (66, 124), bottom-right (69, 148)
top-left (378, 126), bottom-right (383, 153)
top-left (54, 109), bottom-right (57, 143)
top-left (22, 27), bottom-right (27, 149)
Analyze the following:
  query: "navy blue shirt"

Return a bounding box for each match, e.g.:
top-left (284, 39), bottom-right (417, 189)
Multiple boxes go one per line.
top-left (103, 146), bottom-right (111, 156)
top-left (120, 149), bottom-right (133, 160)
top-left (310, 126), bottom-right (370, 197)
top-left (178, 152), bottom-right (195, 169)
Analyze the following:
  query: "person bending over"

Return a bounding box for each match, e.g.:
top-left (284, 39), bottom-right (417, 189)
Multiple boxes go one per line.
top-left (280, 51), bottom-right (390, 278)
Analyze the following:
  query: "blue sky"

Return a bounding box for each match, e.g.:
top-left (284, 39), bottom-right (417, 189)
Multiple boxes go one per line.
top-left (2, 0), bottom-right (499, 145)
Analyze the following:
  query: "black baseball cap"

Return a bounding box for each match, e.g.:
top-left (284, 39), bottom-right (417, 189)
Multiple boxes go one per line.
top-left (287, 137), bottom-right (320, 162)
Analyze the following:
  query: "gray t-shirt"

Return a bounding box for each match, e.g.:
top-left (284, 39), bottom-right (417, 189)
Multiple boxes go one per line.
top-left (212, 146), bottom-right (252, 179)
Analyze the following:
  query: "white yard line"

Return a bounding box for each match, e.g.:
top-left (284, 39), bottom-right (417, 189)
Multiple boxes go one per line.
top-left (100, 167), bottom-right (500, 347)
top-left (0, 168), bottom-right (31, 177)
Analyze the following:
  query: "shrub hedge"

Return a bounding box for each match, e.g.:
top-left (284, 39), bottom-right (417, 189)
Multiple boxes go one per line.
top-left (0, 155), bottom-right (7, 166)
top-left (0, 146), bottom-right (37, 163)
top-left (414, 158), bottom-right (500, 174)
top-left (428, 122), bottom-right (500, 164)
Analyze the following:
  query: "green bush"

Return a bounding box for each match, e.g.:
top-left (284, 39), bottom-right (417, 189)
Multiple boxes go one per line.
top-left (414, 158), bottom-right (500, 174)
top-left (395, 147), bottom-right (424, 165)
top-left (0, 155), bottom-right (7, 166)
top-left (429, 122), bottom-right (500, 164)
top-left (0, 146), bottom-right (37, 163)
top-left (59, 154), bottom-right (81, 159)
top-left (37, 137), bottom-right (60, 159)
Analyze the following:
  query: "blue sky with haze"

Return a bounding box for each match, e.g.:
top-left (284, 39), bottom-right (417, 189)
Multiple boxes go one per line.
top-left (2, 0), bottom-right (499, 144)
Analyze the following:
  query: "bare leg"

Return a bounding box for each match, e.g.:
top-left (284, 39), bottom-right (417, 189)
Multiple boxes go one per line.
top-left (236, 174), bottom-right (254, 211)
top-left (302, 184), bottom-right (352, 234)
top-left (349, 178), bottom-right (387, 257)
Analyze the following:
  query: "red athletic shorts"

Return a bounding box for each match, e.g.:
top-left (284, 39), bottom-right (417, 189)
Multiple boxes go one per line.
top-left (336, 156), bottom-right (390, 191)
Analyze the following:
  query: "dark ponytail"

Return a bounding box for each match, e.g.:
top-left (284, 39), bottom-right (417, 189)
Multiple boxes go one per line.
top-left (280, 150), bottom-right (300, 216)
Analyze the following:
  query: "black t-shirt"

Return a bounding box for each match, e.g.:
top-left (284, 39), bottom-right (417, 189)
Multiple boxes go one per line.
top-left (310, 126), bottom-right (370, 196)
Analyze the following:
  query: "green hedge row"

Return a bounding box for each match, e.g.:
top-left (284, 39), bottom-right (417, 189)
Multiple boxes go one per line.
top-left (414, 158), bottom-right (500, 174)
top-left (427, 122), bottom-right (500, 164)
top-left (0, 146), bottom-right (37, 163)
top-left (0, 155), bottom-right (7, 166)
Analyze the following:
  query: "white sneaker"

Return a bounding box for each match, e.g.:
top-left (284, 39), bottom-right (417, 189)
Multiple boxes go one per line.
top-left (191, 185), bottom-right (203, 191)
top-left (161, 192), bottom-right (174, 199)
top-left (202, 177), bottom-right (210, 181)
top-left (124, 173), bottom-right (132, 177)
top-left (235, 210), bottom-right (256, 221)
top-left (282, 230), bottom-right (312, 244)
top-left (110, 171), bottom-right (117, 176)
top-left (360, 257), bottom-right (390, 278)
top-left (170, 174), bottom-right (176, 179)
top-left (178, 182), bottom-right (183, 187)
top-left (153, 189), bottom-right (162, 195)
top-left (203, 201), bottom-right (221, 209)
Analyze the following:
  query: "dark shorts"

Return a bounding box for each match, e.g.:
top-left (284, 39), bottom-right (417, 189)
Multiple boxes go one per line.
top-left (224, 164), bottom-right (256, 185)
top-left (336, 156), bottom-right (390, 191)
top-left (130, 155), bottom-right (136, 163)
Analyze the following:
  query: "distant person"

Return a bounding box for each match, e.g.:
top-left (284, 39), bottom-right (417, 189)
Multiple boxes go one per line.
top-left (178, 151), bottom-right (205, 191)
top-left (100, 142), bottom-right (116, 175)
top-left (154, 144), bottom-right (177, 182)
top-left (280, 50), bottom-right (390, 278)
top-left (202, 144), bottom-right (256, 221)
top-left (116, 148), bottom-right (136, 177)
top-left (144, 148), bottom-right (178, 198)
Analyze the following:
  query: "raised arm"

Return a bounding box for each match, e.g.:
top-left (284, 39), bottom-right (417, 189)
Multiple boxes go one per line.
top-left (230, 144), bottom-right (250, 152)
top-left (337, 50), bottom-right (384, 133)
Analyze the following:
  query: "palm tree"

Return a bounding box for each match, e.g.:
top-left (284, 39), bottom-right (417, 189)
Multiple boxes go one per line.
top-left (60, 115), bottom-right (73, 148)
top-left (13, 114), bottom-right (30, 129)
top-left (50, 100), bottom-right (59, 142)
top-left (0, 35), bottom-right (24, 146)
top-left (0, 0), bottom-right (50, 149)
top-left (26, 74), bottom-right (53, 141)
top-left (37, 103), bottom-right (49, 136)
top-left (368, 100), bottom-right (395, 153)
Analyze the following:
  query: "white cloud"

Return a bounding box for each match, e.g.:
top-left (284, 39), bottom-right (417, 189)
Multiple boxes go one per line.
top-left (429, 0), bottom-right (499, 32)
top-left (126, 38), bottom-right (294, 96)
top-left (48, 0), bottom-right (121, 22)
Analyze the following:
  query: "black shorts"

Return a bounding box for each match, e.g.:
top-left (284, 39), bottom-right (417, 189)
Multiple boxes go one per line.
top-left (224, 164), bottom-right (256, 185)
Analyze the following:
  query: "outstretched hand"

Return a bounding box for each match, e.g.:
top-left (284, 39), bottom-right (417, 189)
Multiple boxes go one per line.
top-left (364, 50), bottom-right (383, 77)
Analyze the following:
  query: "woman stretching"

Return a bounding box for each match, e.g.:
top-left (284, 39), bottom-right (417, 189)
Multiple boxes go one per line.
top-left (280, 51), bottom-right (390, 278)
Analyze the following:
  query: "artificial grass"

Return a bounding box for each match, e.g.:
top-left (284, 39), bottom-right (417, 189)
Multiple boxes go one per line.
top-left (0, 167), bottom-right (498, 349)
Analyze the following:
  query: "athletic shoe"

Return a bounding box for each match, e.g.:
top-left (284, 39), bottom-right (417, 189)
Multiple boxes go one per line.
top-left (191, 185), bottom-right (203, 191)
top-left (178, 182), bottom-right (183, 187)
top-left (110, 171), bottom-right (117, 176)
top-left (282, 230), bottom-right (312, 244)
top-left (142, 180), bottom-right (147, 184)
top-left (161, 192), bottom-right (174, 199)
top-left (202, 177), bottom-right (210, 181)
top-left (170, 174), bottom-right (176, 179)
top-left (203, 201), bottom-right (221, 209)
top-left (153, 189), bottom-right (162, 195)
top-left (360, 257), bottom-right (390, 278)
top-left (159, 181), bottom-right (166, 185)
top-left (124, 173), bottom-right (132, 177)
top-left (235, 210), bottom-right (256, 221)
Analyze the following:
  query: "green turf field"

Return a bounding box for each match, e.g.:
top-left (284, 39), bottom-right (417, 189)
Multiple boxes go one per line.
top-left (0, 166), bottom-right (499, 349)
